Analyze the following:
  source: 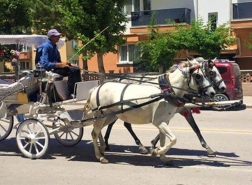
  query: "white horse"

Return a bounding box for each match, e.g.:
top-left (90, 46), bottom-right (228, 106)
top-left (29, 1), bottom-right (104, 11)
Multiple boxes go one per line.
top-left (104, 58), bottom-right (226, 156)
top-left (84, 60), bottom-right (216, 164)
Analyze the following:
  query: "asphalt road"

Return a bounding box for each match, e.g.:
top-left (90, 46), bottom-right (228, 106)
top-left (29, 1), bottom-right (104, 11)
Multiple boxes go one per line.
top-left (0, 108), bottom-right (252, 185)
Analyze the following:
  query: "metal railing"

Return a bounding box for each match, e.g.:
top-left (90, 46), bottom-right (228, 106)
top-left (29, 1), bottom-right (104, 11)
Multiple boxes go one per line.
top-left (233, 2), bottom-right (252, 20)
top-left (241, 70), bottom-right (252, 82)
top-left (131, 8), bottom-right (191, 27)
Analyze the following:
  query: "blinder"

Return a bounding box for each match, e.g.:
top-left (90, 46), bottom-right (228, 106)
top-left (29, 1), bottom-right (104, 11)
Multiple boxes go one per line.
top-left (208, 70), bottom-right (216, 78)
top-left (193, 73), bottom-right (203, 82)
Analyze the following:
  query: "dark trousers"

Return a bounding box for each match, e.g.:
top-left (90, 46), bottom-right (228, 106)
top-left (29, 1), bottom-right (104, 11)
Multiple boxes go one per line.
top-left (53, 66), bottom-right (81, 96)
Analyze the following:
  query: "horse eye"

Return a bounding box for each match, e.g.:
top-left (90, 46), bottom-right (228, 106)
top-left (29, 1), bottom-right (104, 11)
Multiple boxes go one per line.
top-left (194, 74), bottom-right (202, 81)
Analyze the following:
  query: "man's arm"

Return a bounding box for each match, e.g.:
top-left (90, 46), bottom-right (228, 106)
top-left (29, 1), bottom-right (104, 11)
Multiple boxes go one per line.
top-left (40, 46), bottom-right (57, 70)
top-left (40, 47), bottom-right (67, 69)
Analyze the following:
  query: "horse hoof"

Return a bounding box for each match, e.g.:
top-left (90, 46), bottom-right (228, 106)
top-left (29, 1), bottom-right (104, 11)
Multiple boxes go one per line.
top-left (207, 150), bottom-right (216, 157)
top-left (165, 160), bottom-right (174, 167)
top-left (100, 157), bottom-right (109, 164)
top-left (150, 148), bottom-right (158, 157)
top-left (139, 146), bottom-right (149, 154)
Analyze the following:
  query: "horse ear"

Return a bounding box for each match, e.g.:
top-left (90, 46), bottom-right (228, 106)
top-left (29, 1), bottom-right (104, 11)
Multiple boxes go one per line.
top-left (187, 58), bottom-right (193, 66)
top-left (189, 64), bottom-right (200, 73)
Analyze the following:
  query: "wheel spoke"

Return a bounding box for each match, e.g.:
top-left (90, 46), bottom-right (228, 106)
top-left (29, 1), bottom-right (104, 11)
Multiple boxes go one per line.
top-left (69, 132), bottom-right (74, 140)
top-left (0, 124), bottom-right (7, 132)
top-left (33, 122), bottom-right (36, 132)
top-left (34, 143), bottom-right (39, 154)
top-left (1, 118), bottom-right (10, 123)
top-left (59, 132), bottom-right (64, 138)
top-left (29, 143), bottom-right (32, 153)
top-left (23, 143), bottom-right (29, 149)
top-left (36, 141), bottom-right (45, 148)
top-left (70, 130), bottom-right (79, 137)
top-left (26, 124), bottom-right (32, 134)
top-left (35, 128), bottom-right (42, 137)
top-left (65, 133), bottom-right (68, 140)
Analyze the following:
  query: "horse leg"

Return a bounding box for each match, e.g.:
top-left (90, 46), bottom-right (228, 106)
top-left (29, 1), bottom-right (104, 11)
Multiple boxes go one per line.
top-left (180, 109), bottom-right (215, 157)
top-left (124, 122), bottom-right (148, 154)
top-left (104, 120), bottom-right (117, 151)
top-left (98, 132), bottom-right (106, 155)
top-left (150, 134), bottom-right (160, 149)
top-left (92, 116), bottom-right (117, 164)
top-left (91, 123), bottom-right (108, 164)
top-left (151, 122), bottom-right (177, 163)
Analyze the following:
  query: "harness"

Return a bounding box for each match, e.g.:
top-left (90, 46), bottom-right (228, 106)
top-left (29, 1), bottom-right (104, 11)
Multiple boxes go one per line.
top-left (158, 74), bottom-right (185, 107)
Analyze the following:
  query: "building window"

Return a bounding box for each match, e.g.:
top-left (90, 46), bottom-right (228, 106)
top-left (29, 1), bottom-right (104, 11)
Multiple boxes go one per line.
top-left (72, 60), bottom-right (79, 66)
top-left (134, 0), bottom-right (140, 12)
top-left (208, 12), bottom-right (218, 30)
top-left (20, 61), bottom-right (29, 70)
top-left (119, 44), bottom-right (140, 63)
top-left (72, 40), bottom-right (78, 49)
top-left (143, 0), bottom-right (151, 11)
top-left (122, 0), bottom-right (140, 15)
top-left (21, 44), bottom-right (30, 52)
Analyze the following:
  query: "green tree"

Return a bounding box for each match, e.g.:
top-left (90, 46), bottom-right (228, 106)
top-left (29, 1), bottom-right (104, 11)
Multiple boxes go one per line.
top-left (0, 0), bottom-right (32, 67)
top-left (60, 0), bottom-right (127, 73)
top-left (245, 33), bottom-right (252, 51)
top-left (176, 19), bottom-right (235, 59)
top-left (0, 0), bottom-right (32, 34)
top-left (138, 13), bottom-right (181, 73)
top-left (30, 0), bottom-right (66, 35)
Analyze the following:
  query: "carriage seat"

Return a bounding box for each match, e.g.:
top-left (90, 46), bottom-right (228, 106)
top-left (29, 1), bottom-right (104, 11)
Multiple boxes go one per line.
top-left (0, 74), bottom-right (38, 102)
top-left (38, 71), bottom-right (64, 82)
top-left (50, 72), bottom-right (64, 81)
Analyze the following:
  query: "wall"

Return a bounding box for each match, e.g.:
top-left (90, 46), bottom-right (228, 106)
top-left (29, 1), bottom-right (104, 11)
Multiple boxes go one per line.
top-left (198, 0), bottom-right (231, 25)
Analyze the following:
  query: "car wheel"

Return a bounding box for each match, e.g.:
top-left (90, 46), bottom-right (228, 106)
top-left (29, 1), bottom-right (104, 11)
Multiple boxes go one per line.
top-left (212, 94), bottom-right (229, 111)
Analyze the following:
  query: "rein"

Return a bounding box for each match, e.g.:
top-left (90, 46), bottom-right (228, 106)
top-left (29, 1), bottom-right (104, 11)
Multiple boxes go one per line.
top-left (84, 69), bottom-right (201, 95)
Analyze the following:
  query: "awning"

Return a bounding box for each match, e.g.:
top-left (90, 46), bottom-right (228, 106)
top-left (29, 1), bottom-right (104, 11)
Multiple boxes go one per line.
top-left (0, 35), bottom-right (66, 49)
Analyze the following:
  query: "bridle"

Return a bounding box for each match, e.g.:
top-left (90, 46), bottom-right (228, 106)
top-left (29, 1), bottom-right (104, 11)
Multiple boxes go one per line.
top-left (202, 60), bottom-right (224, 90)
top-left (175, 62), bottom-right (212, 95)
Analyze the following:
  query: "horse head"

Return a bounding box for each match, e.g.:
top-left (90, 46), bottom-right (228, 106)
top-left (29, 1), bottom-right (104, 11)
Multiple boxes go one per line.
top-left (193, 57), bottom-right (226, 93)
top-left (206, 59), bottom-right (226, 93)
top-left (171, 60), bottom-right (216, 98)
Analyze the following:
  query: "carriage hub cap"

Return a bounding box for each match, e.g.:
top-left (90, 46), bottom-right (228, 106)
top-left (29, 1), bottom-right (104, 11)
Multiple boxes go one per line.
top-left (25, 134), bottom-right (37, 143)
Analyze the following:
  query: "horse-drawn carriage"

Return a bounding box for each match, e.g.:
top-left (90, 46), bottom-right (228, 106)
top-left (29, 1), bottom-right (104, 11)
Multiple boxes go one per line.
top-left (0, 35), bottom-right (99, 158)
top-left (0, 35), bottom-right (243, 163)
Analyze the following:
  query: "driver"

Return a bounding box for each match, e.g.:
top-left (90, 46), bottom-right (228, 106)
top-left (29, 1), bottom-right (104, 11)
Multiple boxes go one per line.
top-left (38, 29), bottom-right (81, 98)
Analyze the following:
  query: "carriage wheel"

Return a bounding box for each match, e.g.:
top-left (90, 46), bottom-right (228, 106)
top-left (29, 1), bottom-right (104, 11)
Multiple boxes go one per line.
top-left (52, 119), bottom-right (83, 147)
top-left (0, 116), bottom-right (14, 141)
top-left (16, 119), bottom-right (50, 159)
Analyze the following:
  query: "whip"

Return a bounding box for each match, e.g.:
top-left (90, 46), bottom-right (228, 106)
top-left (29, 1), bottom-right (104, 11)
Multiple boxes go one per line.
top-left (68, 26), bottom-right (109, 63)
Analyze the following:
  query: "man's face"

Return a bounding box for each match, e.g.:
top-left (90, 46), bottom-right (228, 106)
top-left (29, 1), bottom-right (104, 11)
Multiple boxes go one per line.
top-left (50, 35), bottom-right (60, 43)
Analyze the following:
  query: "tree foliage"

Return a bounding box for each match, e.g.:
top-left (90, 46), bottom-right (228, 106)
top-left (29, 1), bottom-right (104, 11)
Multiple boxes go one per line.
top-left (30, 0), bottom-right (68, 35)
top-left (245, 33), bottom-right (252, 51)
top-left (0, 0), bottom-right (32, 34)
top-left (175, 19), bottom-right (235, 59)
top-left (0, 0), bottom-right (33, 63)
top-left (138, 13), bottom-right (183, 73)
top-left (138, 17), bottom-right (235, 72)
top-left (60, 0), bottom-right (127, 72)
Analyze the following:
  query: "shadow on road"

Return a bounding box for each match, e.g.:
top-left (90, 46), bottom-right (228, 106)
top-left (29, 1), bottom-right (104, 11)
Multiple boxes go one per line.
top-left (1, 137), bottom-right (252, 168)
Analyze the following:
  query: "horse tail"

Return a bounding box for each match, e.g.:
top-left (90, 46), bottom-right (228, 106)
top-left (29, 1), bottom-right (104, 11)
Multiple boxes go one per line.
top-left (84, 86), bottom-right (97, 114)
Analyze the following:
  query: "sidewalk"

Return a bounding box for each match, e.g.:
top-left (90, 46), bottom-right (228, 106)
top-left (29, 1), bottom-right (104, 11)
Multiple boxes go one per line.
top-left (243, 96), bottom-right (252, 108)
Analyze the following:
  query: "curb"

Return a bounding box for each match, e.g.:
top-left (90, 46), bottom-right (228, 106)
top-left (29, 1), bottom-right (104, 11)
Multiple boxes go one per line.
top-left (245, 104), bottom-right (252, 108)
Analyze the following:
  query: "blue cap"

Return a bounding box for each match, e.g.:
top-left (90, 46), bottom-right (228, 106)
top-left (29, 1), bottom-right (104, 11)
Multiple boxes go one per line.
top-left (47, 29), bottom-right (61, 37)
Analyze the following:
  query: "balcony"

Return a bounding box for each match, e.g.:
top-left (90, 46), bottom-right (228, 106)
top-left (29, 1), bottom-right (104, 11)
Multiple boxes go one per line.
top-left (131, 8), bottom-right (191, 27)
top-left (19, 52), bottom-right (31, 60)
top-left (233, 2), bottom-right (252, 20)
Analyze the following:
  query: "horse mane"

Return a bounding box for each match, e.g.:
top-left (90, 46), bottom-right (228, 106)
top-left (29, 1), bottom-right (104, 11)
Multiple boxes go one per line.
top-left (167, 60), bottom-right (196, 73)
